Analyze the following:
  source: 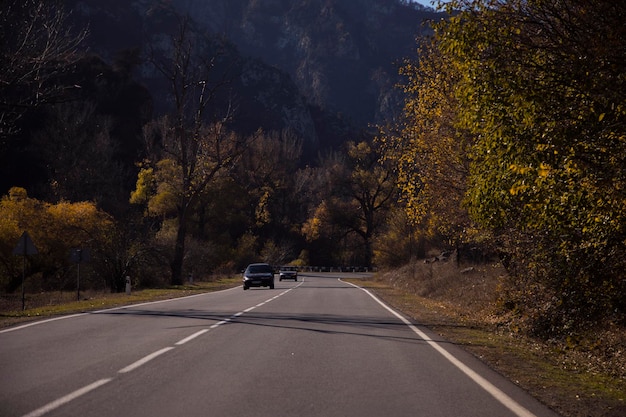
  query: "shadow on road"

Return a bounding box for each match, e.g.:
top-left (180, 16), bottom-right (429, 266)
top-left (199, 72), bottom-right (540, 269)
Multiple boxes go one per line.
top-left (94, 307), bottom-right (455, 347)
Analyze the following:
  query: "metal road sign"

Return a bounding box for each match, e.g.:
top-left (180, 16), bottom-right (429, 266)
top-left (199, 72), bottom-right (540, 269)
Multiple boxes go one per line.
top-left (13, 231), bottom-right (38, 310)
top-left (13, 231), bottom-right (38, 256)
top-left (70, 248), bottom-right (91, 264)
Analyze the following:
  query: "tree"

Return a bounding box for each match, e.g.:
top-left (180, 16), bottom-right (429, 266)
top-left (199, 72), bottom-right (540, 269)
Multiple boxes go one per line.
top-left (135, 120), bottom-right (251, 285)
top-left (372, 206), bottom-right (423, 267)
top-left (234, 130), bottom-right (304, 235)
top-left (303, 140), bottom-right (397, 267)
top-left (0, 187), bottom-right (44, 292)
top-left (436, 0), bottom-right (626, 331)
top-left (342, 140), bottom-right (397, 266)
top-left (380, 38), bottom-right (475, 250)
top-left (134, 15), bottom-right (249, 284)
top-left (0, 0), bottom-right (86, 139)
top-left (33, 102), bottom-right (120, 203)
top-left (0, 187), bottom-right (114, 293)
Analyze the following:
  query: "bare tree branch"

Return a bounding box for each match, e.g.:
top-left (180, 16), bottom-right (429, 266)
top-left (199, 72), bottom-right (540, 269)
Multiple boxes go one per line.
top-left (0, 0), bottom-right (87, 138)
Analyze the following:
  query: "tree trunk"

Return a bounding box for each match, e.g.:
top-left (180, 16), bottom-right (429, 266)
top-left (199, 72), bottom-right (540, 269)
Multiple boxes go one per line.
top-left (364, 238), bottom-right (373, 268)
top-left (170, 215), bottom-right (187, 286)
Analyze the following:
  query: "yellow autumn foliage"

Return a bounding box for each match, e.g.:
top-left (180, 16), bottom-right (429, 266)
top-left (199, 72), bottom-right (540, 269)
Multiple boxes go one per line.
top-left (0, 187), bottom-right (114, 290)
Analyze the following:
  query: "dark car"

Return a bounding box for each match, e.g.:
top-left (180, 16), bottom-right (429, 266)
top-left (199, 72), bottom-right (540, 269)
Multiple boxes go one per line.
top-left (279, 266), bottom-right (298, 281)
top-left (242, 263), bottom-right (275, 290)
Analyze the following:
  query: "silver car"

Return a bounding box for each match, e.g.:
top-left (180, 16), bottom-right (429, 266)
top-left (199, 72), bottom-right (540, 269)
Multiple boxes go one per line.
top-left (279, 266), bottom-right (298, 281)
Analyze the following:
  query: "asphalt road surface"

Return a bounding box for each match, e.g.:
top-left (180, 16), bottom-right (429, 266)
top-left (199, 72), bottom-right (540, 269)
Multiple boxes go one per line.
top-left (0, 272), bottom-right (560, 417)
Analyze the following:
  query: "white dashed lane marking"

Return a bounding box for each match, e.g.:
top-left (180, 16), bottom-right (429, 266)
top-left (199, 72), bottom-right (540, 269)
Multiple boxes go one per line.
top-left (18, 282), bottom-right (304, 417)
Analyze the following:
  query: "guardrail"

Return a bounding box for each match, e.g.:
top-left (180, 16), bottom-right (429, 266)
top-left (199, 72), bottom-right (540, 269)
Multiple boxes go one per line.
top-left (285, 266), bottom-right (376, 273)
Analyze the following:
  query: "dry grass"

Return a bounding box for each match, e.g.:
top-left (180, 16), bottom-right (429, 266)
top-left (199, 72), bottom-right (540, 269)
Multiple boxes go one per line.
top-left (348, 259), bottom-right (626, 417)
top-left (0, 277), bottom-right (242, 328)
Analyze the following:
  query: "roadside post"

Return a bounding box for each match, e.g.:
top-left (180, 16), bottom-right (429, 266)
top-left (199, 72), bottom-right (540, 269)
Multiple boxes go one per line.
top-left (70, 248), bottom-right (90, 301)
top-left (12, 231), bottom-right (38, 310)
top-left (125, 276), bottom-right (131, 295)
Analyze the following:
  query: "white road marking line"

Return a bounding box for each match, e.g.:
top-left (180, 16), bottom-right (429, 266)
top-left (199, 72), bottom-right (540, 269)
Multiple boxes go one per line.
top-left (1, 286), bottom-right (241, 334)
top-left (176, 329), bottom-right (209, 345)
top-left (345, 280), bottom-right (538, 417)
top-left (118, 347), bottom-right (175, 374)
top-left (15, 284), bottom-right (298, 417)
top-left (92, 286), bottom-right (240, 313)
top-left (20, 378), bottom-right (112, 417)
top-left (0, 314), bottom-right (87, 334)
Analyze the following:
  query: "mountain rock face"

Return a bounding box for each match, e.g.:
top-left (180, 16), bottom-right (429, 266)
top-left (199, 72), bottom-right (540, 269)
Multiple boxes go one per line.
top-left (70, 0), bottom-right (440, 151)
top-left (169, 0), bottom-right (439, 126)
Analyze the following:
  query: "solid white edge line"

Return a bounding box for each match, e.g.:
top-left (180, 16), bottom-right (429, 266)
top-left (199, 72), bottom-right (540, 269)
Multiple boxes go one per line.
top-left (93, 286), bottom-right (240, 313)
top-left (13, 282), bottom-right (302, 417)
top-left (20, 378), bottom-right (112, 417)
top-left (176, 329), bottom-right (209, 345)
top-left (343, 280), bottom-right (538, 417)
top-left (4, 279), bottom-right (302, 335)
top-left (0, 314), bottom-right (87, 334)
top-left (1, 286), bottom-right (241, 334)
top-left (118, 347), bottom-right (175, 374)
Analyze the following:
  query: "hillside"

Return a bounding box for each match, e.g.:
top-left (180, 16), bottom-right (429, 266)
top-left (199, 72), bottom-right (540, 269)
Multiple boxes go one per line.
top-left (70, 0), bottom-right (442, 146)
top-left (169, 0), bottom-right (440, 126)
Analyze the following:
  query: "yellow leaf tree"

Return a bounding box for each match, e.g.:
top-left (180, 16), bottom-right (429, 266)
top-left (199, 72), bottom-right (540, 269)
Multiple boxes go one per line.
top-left (0, 188), bottom-right (114, 293)
top-left (435, 0), bottom-right (626, 332)
top-left (380, 38), bottom-right (476, 251)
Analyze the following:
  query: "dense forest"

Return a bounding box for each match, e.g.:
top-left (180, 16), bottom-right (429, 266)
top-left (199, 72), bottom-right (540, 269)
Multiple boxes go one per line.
top-left (1, 0), bottom-right (625, 341)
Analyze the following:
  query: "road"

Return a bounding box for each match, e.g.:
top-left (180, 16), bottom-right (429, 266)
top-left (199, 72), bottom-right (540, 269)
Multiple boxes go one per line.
top-left (0, 272), bottom-right (560, 417)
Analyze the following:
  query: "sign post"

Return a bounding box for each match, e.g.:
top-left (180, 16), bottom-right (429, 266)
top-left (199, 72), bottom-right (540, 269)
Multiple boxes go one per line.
top-left (70, 248), bottom-right (90, 301)
top-left (12, 231), bottom-right (38, 310)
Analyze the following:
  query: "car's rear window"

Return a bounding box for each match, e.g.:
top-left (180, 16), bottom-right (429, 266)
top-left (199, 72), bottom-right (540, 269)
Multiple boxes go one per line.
top-left (249, 265), bottom-right (272, 273)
